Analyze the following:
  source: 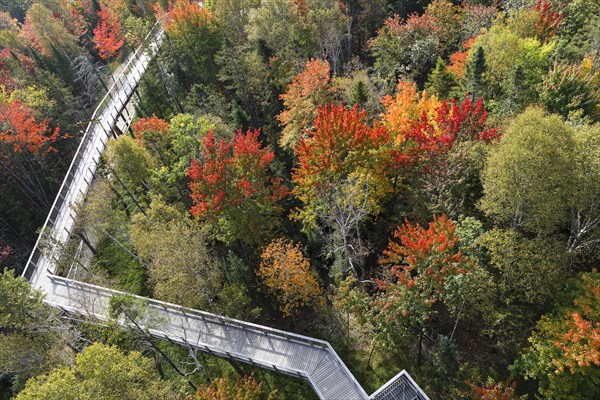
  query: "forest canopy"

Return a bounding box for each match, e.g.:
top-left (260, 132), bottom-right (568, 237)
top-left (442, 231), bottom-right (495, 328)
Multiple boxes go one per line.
top-left (1, 0), bottom-right (599, 399)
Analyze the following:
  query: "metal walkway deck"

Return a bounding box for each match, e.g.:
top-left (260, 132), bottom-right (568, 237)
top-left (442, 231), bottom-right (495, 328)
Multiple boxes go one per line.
top-left (21, 15), bottom-right (428, 400)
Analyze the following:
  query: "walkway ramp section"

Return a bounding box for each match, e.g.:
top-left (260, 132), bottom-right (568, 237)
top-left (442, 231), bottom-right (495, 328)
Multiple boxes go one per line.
top-left (22, 19), bottom-right (165, 289)
top-left (45, 274), bottom-right (369, 400)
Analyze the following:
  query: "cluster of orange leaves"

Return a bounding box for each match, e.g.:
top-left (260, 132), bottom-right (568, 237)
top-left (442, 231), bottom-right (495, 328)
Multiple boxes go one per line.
top-left (258, 238), bottom-right (323, 316)
top-left (93, 5), bottom-right (124, 59)
top-left (375, 215), bottom-right (472, 319)
top-left (277, 58), bottom-right (333, 149)
top-left (470, 379), bottom-right (520, 400)
top-left (294, 104), bottom-right (389, 184)
top-left (0, 98), bottom-right (60, 154)
top-left (380, 80), bottom-right (441, 145)
top-left (190, 374), bottom-right (264, 400)
top-left (165, 0), bottom-right (214, 34)
top-left (380, 215), bottom-right (468, 290)
top-left (554, 274), bottom-right (600, 373)
top-left (448, 37), bottom-right (476, 79)
top-left (381, 80), bottom-right (499, 171)
top-left (131, 114), bottom-right (169, 137)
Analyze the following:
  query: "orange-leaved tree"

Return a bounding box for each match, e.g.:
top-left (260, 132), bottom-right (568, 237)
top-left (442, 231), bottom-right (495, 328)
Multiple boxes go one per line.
top-left (188, 129), bottom-right (288, 244)
top-left (93, 5), bottom-right (124, 60)
top-left (380, 80), bottom-right (441, 146)
top-left (372, 215), bottom-right (473, 345)
top-left (292, 104), bottom-right (390, 275)
top-left (190, 375), bottom-right (266, 400)
top-left (277, 58), bottom-right (335, 150)
top-left (258, 238), bottom-right (323, 316)
top-left (0, 95), bottom-right (60, 155)
top-left (131, 115), bottom-right (169, 137)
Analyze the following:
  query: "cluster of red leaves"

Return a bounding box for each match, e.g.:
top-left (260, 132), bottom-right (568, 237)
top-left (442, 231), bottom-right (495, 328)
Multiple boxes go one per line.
top-left (470, 379), bottom-right (520, 400)
top-left (93, 6), bottom-right (124, 60)
top-left (555, 275), bottom-right (600, 373)
top-left (131, 114), bottom-right (169, 138)
top-left (533, 0), bottom-right (562, 41)
top-left (378, 215), bottom-right (469, 297)
top-left (188, 129), bottom-right (288, 219)
top-left (392, 96), bottom-right (499, 172)
top-left (293, 104), bottom-right (389, 187)
top-left (165, 0), bottom-right (214, 33)
top-left (0, 99), bottom-right (60, 154)
top-left (448, 37), bottom-right (476, 79)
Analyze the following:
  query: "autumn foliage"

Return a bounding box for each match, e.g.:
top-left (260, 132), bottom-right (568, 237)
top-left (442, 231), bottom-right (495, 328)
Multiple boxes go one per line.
top-left (278, 59), bottom-right (334, 149)
top-left (166, 0), bottom-right (215, 32)
top-left (448, 37), bottom-right (476, 79)
top-left (381, 81), bottom-right (499, 171)
top-left (469, 379), bottom-right (521, 400)
top-left (374, 215), bottom-right (472, 322)
top-left (518, 270), bottom-right (600, 398)
top-left (380, 80), bottom-right (441, 145)
top-left (191, 375), bottom-right (265, 400)
top-left (258, 238), bottom-right (323, 316)
top-left (93, 6), bottom-right (124, 59)
top-left (0, 96), bottom-right (61, 154)
top-left (132, 114), bottom-right (169, 137)
top-left (292, 104), bottom-right (391, 228)
top-left (533, 0), bottom-right (562, 41)
top-left (188, 129), bottom-right (287, 243)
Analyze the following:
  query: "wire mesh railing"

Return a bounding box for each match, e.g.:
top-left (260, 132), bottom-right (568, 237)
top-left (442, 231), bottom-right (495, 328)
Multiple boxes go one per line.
top-left (22, 17), bottom-right (165, 282)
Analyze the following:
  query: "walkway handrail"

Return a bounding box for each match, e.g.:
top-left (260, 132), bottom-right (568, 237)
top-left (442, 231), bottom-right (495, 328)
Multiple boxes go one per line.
top-left (22, 16), bottom-right (165, 281)
top-left (46, 274), bottom-right (368, 399)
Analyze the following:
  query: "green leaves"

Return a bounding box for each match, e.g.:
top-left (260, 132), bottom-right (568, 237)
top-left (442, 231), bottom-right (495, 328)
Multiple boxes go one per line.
top-left (480, 107), bottom-right (576, 234)
top-left (15, 343), bottom-right (180, 400)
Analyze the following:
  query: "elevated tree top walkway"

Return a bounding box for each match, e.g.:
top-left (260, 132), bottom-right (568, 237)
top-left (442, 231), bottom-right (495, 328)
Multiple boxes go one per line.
top-left (21, 16), bottom-right (428, 400)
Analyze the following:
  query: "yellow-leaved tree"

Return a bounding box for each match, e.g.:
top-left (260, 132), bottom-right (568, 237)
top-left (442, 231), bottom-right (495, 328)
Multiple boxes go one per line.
top-left (258, 238), bottom-right (323, 316)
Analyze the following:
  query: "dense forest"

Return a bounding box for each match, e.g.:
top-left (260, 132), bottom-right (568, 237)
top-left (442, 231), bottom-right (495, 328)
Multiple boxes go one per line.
top-left (1, 0), bottom-right (599, 399)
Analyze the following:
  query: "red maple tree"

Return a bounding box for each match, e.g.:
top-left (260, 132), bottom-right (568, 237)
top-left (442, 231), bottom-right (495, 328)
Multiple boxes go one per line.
top-left (93, 6), bottom-right (124, 60)
top-left (391, 96), bottom-right (499, 172)
top-left (188, 129), bottom-right (288, 220)
top-left (0, 98), bottom-right (61, 154)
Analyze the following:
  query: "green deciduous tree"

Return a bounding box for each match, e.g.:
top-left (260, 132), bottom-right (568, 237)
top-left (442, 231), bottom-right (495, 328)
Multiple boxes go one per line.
top-left (0, 269), bottom-right (73, 393)
top-left (480, 107), bottom-right (576, 234)
top-left (15, 343), bottom-right (180, 400)
top-left (130, 197), bottom-right (223, 310)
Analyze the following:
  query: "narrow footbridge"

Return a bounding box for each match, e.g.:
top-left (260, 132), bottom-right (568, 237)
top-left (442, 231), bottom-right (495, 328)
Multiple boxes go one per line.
top-left (21, 17), bottom-right (428, 400)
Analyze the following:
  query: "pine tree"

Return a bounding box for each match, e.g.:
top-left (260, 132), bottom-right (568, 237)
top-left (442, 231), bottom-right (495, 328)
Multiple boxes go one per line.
top-left (426, 57), bottom-right (457, 100)
top-left (463, 46), bottom-right (487, 100)
top-left (351, 80), bottom-right (369, 109)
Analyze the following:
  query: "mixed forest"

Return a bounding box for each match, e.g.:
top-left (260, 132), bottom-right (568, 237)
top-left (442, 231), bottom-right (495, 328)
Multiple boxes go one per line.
top-left (1, 0), bottom-right (599, 399)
